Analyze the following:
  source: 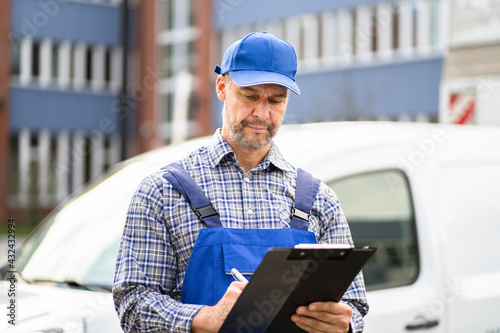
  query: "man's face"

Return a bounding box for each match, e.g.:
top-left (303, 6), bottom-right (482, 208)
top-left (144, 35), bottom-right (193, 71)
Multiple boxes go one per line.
top-left (217, 75), bottom-right (289, 152)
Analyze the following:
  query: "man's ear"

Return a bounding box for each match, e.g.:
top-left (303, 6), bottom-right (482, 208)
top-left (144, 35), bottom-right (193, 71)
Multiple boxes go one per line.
top-left (215, 75), bottom-right (227, 101)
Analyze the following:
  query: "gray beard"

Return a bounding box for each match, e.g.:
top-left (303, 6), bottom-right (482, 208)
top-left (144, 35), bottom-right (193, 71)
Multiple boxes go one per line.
top-left (222, 104), bottom-right (279, 151)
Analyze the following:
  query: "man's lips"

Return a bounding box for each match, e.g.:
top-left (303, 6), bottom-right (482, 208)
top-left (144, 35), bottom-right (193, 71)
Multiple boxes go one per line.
top-left (247, 125), bottom-right (268, 133)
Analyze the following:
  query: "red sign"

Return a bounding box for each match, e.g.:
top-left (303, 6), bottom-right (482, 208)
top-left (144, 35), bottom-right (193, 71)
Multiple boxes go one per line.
top-left (448, 92), bottom-right (475, 125)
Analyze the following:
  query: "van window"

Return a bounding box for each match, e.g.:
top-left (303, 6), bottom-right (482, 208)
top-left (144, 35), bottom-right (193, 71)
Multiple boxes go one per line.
top-left (328, 170), bottom-right (418, 290)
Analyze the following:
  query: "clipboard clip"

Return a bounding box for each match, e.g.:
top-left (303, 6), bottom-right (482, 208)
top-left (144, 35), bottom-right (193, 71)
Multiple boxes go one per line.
top-left (287, 247), bottom-right (351, 260)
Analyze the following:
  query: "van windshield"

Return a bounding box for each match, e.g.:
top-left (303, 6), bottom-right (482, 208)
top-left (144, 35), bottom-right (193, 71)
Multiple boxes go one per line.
top-left (16, 161), bottom-right (151, 290)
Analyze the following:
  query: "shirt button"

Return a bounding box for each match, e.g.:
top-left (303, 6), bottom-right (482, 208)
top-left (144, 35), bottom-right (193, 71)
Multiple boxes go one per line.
top-left (247, 209), bottom-right (253, 215)
top-left (245, 177), bottom-right (250, 183)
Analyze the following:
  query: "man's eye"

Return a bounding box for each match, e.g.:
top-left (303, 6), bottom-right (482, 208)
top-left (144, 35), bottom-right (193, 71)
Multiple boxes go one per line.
top-left (244, 95), bottom-right (256, 101)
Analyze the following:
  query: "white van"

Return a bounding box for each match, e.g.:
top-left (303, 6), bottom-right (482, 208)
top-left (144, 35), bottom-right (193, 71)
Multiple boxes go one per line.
top-left (295, 123), bottom-right (500, 333)
top-left (2, 122), bottom-right (499, 332)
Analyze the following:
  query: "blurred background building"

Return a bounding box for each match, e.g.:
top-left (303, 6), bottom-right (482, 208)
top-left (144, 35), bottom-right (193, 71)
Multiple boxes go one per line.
top-left (2, 0), bottom-right (134, 225)
top-left (1, 0), bottom-right (499, 226)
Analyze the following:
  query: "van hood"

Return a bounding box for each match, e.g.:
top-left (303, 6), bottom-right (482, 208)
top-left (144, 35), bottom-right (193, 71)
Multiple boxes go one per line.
top-left (0, 281), bottom-right (122, 332)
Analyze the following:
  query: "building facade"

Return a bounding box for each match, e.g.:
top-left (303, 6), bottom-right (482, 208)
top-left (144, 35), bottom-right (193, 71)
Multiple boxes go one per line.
top-left (213, 0), bottom-right (447, 124)
top-left (2, 0), bottom-right (499, 222)
top-left (211, 0), bottom-right (499, 126)
top-left (4, 0), bottom-right (130, 222)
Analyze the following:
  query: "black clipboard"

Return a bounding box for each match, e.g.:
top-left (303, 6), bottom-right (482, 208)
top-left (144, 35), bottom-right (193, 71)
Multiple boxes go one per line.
top-left (219, 245), bottom-right (376, 333)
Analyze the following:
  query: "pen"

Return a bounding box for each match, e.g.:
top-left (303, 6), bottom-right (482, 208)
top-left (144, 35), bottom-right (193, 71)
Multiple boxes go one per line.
top-left (231, 268), bottom-right (249, 283)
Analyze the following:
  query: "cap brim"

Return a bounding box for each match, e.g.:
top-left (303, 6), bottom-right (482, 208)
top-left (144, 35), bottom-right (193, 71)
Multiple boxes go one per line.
top-left (229, 70), bottom-right (301, 95)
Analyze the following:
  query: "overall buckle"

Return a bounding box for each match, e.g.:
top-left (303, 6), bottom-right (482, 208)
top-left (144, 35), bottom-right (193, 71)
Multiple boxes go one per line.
top-left (192, 204), bottom-right (219, 222)
top-left (291, 204), bottom-right (310, 222)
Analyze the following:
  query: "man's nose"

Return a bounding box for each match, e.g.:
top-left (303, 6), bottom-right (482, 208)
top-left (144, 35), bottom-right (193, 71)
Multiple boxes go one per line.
top-left (252, 100), bottom-right (270, 119)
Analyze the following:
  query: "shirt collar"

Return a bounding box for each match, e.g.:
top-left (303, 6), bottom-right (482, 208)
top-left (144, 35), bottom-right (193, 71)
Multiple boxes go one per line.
top-left (207, 129), bottom-right (295, 173)
top-left (207, 129), bottom-right (236, 168)
top-left (265, 143), bottom-right (295, 172)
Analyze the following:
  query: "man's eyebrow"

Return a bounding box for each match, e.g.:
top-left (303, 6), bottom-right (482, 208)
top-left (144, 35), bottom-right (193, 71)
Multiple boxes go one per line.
top-left (240, 86), bottom-right (288, 98)
top-left (240, 86), bottom-right (259, 93)
top-left (271, 92), bottom-right (288, 98)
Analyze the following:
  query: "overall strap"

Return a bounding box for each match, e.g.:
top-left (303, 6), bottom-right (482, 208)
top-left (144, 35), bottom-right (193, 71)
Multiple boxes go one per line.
top-left (162, 162), bottom-right (222, 228)
top-left (290, 168), bottom-right (322, 231)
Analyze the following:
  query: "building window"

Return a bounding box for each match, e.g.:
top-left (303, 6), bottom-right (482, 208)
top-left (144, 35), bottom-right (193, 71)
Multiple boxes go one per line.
top-left (188, 40), bottom-right (196, 74)
top-left (51, 43), bottom-right (59, 79)
top-left (157, 0), bottom-right (197, 142)
top-left (160, 0), bottom-right (174, 31)
top-left (10, 38), bottom-right (21, 76)
top-left (162, 93), bottom-right (174, 123)
top-left (32, 41), bottom-right (40, 78)
top-left (161, 44), bottom-right (173, 78)
top-left (85, 47), bottom-right (93, 84)
top-left (392, 3), bottom-right (399, 50)
top-left (371, 8), bottom-right (378, 53)
top-left (105, 48), bottom-right (112, 84)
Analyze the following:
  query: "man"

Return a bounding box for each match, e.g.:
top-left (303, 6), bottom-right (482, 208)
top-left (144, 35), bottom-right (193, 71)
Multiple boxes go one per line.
top-left (113, 32), bottom-right (368, 333)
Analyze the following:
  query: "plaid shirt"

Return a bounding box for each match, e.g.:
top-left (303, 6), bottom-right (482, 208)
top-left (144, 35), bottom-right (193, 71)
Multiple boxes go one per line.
top-left (113, 129), bottom-right (368, 333)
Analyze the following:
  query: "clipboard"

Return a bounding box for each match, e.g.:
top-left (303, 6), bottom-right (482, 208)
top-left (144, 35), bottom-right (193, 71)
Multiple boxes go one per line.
top-left (219, 245), bottom-right (376, 333)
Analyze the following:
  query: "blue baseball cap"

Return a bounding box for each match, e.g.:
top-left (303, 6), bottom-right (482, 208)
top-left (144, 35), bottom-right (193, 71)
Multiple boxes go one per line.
top-left (214, 32), bottom-right (301, 95)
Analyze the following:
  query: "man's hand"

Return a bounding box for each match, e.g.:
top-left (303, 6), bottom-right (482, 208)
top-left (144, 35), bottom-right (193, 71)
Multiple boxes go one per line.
top-left (291, 302), bottom-right (352, 333)
top-left (191, 281), bottom-right (247, 333)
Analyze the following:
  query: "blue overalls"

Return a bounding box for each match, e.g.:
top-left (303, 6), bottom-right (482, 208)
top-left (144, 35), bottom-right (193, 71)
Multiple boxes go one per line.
top-left (163, 163), bottom-right (321, 306)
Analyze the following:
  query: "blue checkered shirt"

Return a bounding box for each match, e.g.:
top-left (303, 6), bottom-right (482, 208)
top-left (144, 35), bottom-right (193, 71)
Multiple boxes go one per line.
top-left (113, 129), bottom-right (368, 333)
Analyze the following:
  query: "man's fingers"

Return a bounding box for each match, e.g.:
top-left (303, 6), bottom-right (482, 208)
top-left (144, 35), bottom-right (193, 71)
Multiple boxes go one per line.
top-left (307, 302), bottom-right (353, 316)
top-left (219, 282), bottom-right (246, 307)
top-left (291, 313), bottom-right (333, 333)
top-left (225, 281), bottom-right (247, 296)
top-left (291, 302), bottom-right (352, 333)
top-left (293, 306), bottom-right (337, 325)
top-left (230, 281), bottom-right (248, 290)
top-left (207, 281), bottom-right (248, 332)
